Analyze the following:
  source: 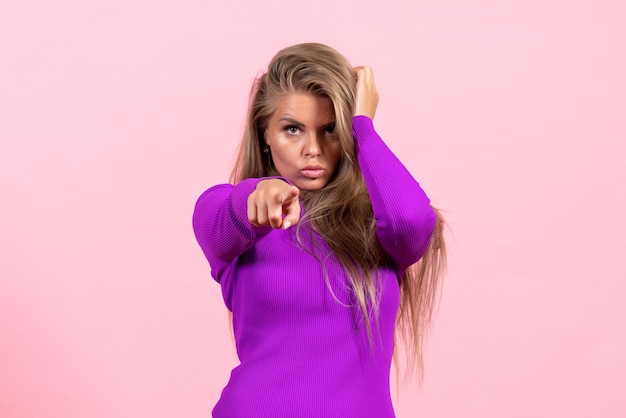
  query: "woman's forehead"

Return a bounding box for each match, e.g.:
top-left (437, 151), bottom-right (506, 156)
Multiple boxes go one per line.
top-left (272, 92), bottom-right (335, 122)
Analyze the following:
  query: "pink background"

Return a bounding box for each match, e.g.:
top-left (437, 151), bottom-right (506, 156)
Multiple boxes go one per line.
top-left (1, 1), bottom-right (625, 417)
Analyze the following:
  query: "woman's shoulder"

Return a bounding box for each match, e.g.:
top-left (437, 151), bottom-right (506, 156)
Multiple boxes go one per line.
top-left (196, 183), bottom-right (233, 201)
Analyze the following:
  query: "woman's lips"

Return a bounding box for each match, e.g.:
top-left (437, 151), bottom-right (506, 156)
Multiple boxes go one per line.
top-left (301, 168), bottom-right (324, 179)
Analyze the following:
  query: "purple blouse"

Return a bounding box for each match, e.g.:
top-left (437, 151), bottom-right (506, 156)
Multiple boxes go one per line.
top-left (193, 116), bottom-right (435, 417)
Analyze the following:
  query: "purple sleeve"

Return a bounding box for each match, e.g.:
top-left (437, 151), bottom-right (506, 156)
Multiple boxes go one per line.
top-left (352, 115), bottom-right (436, 274)
top-left (192, 178), bottom-right (273, 282)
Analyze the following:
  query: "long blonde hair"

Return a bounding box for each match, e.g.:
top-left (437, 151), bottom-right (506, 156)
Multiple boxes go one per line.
top-left (231, 43), bottom-right (446, 380)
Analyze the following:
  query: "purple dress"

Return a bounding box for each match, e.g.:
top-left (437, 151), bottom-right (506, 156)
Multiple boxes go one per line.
top-left (193, 116), bottom-right (435, 417)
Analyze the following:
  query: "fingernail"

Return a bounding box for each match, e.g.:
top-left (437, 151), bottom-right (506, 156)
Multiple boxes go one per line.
top-left (283, 221), bottom-right (291, 229)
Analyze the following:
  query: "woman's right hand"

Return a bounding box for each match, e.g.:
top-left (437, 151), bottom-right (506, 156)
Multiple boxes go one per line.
top-left (248, 179), bottom-right (300, 229)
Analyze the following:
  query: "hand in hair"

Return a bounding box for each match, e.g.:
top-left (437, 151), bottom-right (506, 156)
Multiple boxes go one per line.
top-left (248, 179), bottom-right (301, 230)
top-left (353, 66), bottom-right (379, 120)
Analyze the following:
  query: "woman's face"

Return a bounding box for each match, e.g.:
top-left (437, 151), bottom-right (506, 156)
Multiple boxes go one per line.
top-left (264, 92), bottom-right (343, 191)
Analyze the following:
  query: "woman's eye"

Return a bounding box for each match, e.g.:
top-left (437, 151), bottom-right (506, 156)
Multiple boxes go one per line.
top-left (285, 125), bottom-right (300, 135)
top-left (324, 124), bottom-right (337, 136)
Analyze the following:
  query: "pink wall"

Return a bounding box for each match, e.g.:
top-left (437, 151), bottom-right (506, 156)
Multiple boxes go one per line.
top-left (1, 1), bottom-right (624, 417)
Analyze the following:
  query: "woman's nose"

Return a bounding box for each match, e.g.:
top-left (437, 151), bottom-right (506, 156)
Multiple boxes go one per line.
top-left (303, 133), bottom-right (321, 157)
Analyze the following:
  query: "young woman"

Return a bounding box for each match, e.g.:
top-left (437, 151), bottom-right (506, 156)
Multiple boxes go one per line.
top-left (193, 43), bottom-right (446, 418)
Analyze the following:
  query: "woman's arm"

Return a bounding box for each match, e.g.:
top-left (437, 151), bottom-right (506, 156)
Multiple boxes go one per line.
top-left (193, 178), bottom-right (269, 281)
top-left (353, 67), bottom-right (436, 273)
top-left (192, 177), bottom-right (299, 281)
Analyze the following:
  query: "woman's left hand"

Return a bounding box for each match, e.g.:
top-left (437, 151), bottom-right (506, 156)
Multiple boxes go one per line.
top-left (354, 66), bottom-right (379, 120)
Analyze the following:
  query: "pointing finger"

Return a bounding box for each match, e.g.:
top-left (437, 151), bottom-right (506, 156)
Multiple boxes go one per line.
top-left (281, 186), bottom-right (300, 229)
top-left (280, 186), bottom-right (299, 204)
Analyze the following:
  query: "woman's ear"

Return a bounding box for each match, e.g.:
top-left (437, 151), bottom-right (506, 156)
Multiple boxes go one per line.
top-left (263, 130), bottom-right (272, 149)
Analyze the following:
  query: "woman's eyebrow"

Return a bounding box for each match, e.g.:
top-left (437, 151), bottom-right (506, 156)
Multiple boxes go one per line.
top-left (278, 117), bottom-right (336, 129)
top-left (278, 117), bottom-right (304, 127)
